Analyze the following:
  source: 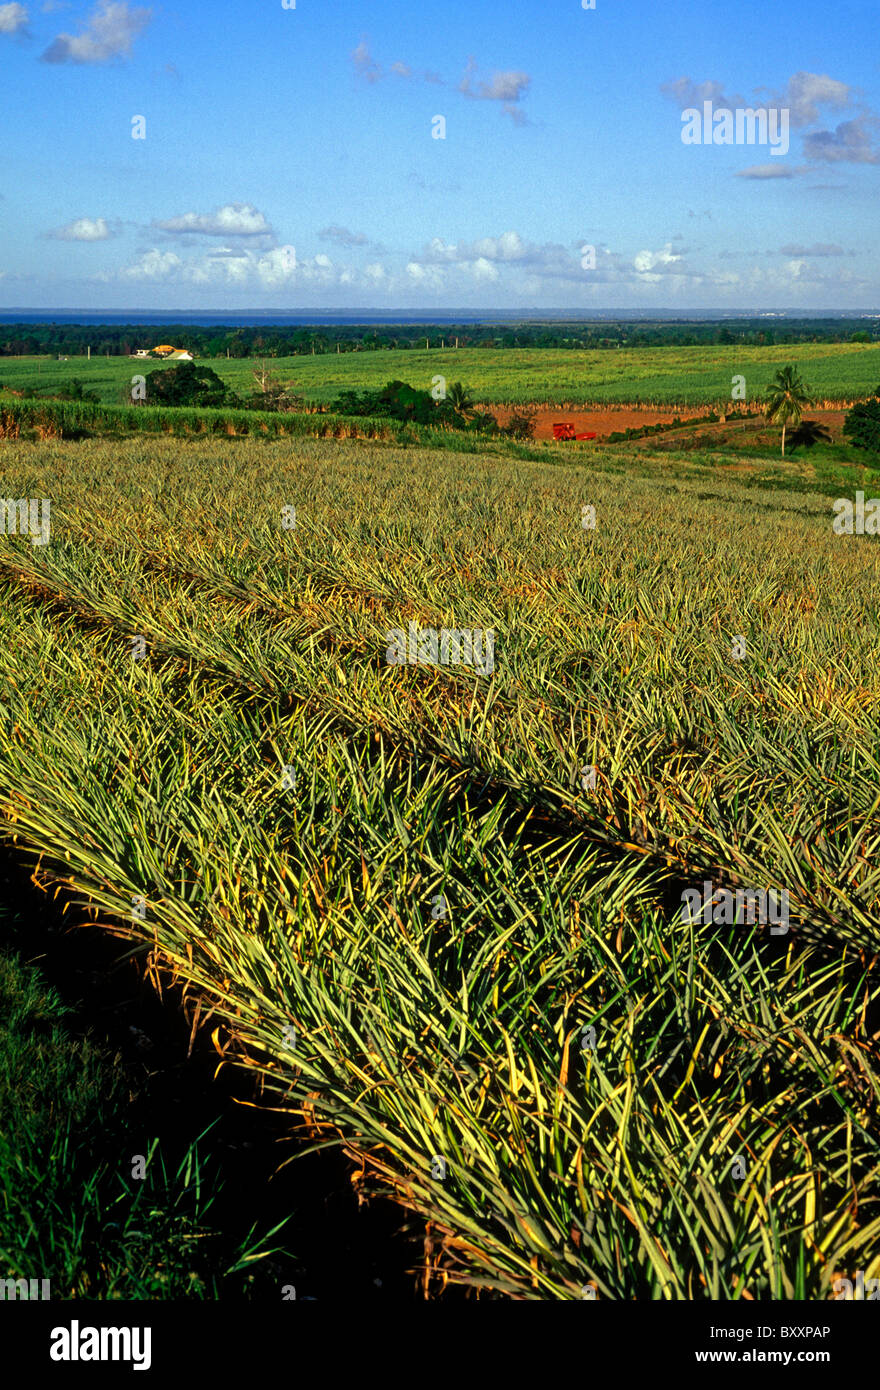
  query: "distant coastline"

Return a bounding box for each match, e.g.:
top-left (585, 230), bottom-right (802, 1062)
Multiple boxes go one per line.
top-left (1, 308), bottom-right (877, 327)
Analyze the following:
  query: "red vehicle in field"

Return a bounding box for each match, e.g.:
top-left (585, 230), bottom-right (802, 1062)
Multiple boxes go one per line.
top-left (552, 422), bottom-right (597, 441)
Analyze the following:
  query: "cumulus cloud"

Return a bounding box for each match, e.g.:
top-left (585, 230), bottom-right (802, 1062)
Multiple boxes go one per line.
top-left (254, 244), bottom-right (298, 287)
top-left (661, 76), bottom-right (747, 112)
top-left (458, 57), bottom-right (530, 123)
top-left (318, 225), bottom-right (368, 247)
top-left (666, 70), bottom-right (880, 170)
top-left (779, 242), bottom-right (844, 256)
top-left (46, 215), bottom-right (115, 240)
top-left (663, 70), bottom-right (853, 128)
top-left (415, 231), bottom-right (589, 276)
top-left (351, 38), bottom-right (381, 84)
top-left (152, 203), bottom-right (275, 239)
top-left (405, 261), bottom-right (445, 290)
top-left (467, 257), bottom-right (500, 282)
top-left (407, 231), bottom-right (622, 289)
top-left (103, 243), bottom-right (308, 289)
top-left (802, 117), bottom-right (880, 163)
top-left (408, 231), bottom-right (739, 296)
top-left (767, 71), bottom-right (852, 128)
top-left (420, 231), bottom-right (530, 264)
top-left (93, 218), bottom-right (869, 306)
top-left (116, 248), bottom-right (182, 281)
top-left (736, 163), bottom-right (800, 179)
top-left (633, 244), bottom-right (684, 280)
top-left (352, 43), bottom-right (530, 118)
top-left (42, 0), bottom-right (151, 63)
top-left (182, 245), bottom-right (302, 288)
top-left (0, 3), bottom-right (29, 35)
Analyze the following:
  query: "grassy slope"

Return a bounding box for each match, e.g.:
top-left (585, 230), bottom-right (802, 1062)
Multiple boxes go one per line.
top-left (0, 433), bottom-right (878, 1298)
top-left (1, 342), bottom-right (878, 407)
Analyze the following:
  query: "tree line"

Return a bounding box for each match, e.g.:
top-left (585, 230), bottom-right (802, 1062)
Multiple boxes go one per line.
top-left (0, 319), bottom-right (876, 359)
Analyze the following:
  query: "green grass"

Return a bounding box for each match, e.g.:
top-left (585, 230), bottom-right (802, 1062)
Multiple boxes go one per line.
top-left (0, 431), bottom-right (878, 1298)
top-left (0, 916), bottom-right (294, 1297)
top-left (2, 341), bottom-right (879, 408)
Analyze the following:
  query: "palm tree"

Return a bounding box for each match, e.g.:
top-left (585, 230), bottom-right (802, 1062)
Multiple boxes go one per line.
top-left (763, 365), bottom-right (810, 457)
top-left (446, 381), bottom-right (475, 418)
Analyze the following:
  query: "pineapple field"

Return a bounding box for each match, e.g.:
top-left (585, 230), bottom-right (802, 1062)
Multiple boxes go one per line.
top-left (0, 430), bottom-right (879, 1299)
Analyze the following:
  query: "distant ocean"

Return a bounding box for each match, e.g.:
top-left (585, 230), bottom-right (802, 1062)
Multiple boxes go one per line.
top-left (0, 308), bottom-right (867, 326)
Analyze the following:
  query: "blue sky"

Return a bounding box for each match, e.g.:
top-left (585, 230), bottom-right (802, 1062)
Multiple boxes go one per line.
top-left (1, 0), bottom-right (878, 311)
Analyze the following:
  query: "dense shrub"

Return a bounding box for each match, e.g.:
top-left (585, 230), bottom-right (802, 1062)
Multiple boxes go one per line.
top-left (145, 362), bottom-right (236, 408)
top-left (499, 406), bottom-right (538, 440)
top-left (843, 397), bottom-right (880, 452)
top-left (332, 379), bottom-right (465, 429)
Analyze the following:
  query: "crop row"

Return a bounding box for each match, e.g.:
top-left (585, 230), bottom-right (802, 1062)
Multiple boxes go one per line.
top-left (0, 434), bottom-right (878, 1297)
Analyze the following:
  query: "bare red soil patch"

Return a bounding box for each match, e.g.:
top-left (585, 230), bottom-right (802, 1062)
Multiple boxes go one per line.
top-left (493, 405), bottom-right (850, 444)
top-left (494, 405), bottom-right (712, 441)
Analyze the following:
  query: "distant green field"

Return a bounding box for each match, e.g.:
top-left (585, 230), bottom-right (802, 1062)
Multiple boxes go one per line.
top-left (2, 342), bottom-right (878, 408)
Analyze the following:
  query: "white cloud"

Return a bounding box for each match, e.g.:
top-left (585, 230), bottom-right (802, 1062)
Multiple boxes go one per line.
top-left (95, 224), bottom-right (863, 306)
top-left (47, 215), bottom-right (114, 240)
top-left (779, 242), bottom-right (845, 256)
top-left (117, 249), bottom-right (182, 281)
top-left (633, 244), bottom-right (684, 280)
top-left (802, 117), bottom-right (880, 164)
top-left (409, 230), bottom-right (622, 288)
top-left (458, 57), bottom-right (530, 123)
top-left (419, 231), bottom-right (538, 266)
top-left (254, 244), bottom-right (297, 286)
top-left (352, 38), bottom-right (381, 84)
top-left (736, 163), bottom-right (801, 179)
top-left (467, 256), bottom-right (499, 282)
top-left (405, 261), bottom-right (444, 288)
top-left (105, 243), bottom-right (303, 289)
top-left (661, 76), bottom-right (747, 112)
top-left (42, 0), bottom-right (151, 63)
top-left (352, 44), bottom-right (531, 118)
top-left (352, 41), bottom-right (446, 90)
top-left (665, 71), bottom-right (879, 171)
top-left (469, 231), bottom-right (527, 261)
top-left (180, 246), bottom-right (301, 288)
top-left (318, 225), bottom-right (368, 247)
top-left (770, 71), bottom-right (852, 128)
top-left (662, 71), bottom-right (853, 129)
top-left (153, 203), bottom-right (275, 239)
top-left (0, 3), bottom-right (28, 35)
